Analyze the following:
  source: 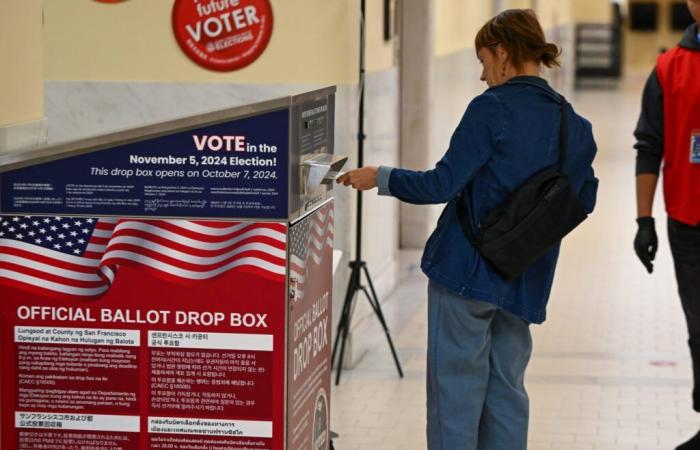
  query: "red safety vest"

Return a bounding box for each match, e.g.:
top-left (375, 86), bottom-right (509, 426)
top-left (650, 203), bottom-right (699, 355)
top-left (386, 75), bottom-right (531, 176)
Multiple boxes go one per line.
top-left (656, 46), bottom-right (700, 225)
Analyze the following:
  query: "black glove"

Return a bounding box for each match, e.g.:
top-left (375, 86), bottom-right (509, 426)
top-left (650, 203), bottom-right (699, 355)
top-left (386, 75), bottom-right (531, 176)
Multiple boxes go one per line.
top-left (634, 217), bottom-right (658, 274)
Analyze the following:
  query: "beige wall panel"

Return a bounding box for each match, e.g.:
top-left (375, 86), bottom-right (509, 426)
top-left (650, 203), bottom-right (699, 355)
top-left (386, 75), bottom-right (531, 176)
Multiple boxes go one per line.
top-left (537, 0), bottom-right (574, 29)
top-left (44, 0), bottom-right (360, 84)
top-left (434, 0), bottom-right (491, 56)
top-left (572, 0), bottom-right (612, 23)
top-left (365, 0), bottom-right (396, 72)
top-left (504, 0), bottom-right (534, 10)
top-left (0, 0), bottom-right (44, 126)
top-left (534, 0), bottom-right (575, 95)
top-left (625, 0), bottom-right (685, 72)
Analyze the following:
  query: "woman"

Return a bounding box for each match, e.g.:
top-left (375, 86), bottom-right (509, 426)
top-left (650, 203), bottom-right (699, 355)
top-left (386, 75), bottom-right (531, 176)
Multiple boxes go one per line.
top-left (338, 9), bottom-right (599, 450)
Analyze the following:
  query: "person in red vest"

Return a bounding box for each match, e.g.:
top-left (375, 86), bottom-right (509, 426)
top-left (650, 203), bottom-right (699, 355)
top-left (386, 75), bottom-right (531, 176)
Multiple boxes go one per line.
top-left (634, 1), bottom-right (700, 449)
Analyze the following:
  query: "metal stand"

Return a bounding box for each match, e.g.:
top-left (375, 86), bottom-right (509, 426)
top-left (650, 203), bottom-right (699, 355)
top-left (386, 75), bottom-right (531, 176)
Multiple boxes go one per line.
top-left (331, 260), bottom-right (404, 385)
top-left (330, 0), bottom-right (403, 386)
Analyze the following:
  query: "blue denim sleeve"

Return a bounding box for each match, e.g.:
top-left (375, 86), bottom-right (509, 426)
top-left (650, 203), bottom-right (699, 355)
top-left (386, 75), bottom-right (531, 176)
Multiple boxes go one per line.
top-left (580, 167), bottom-right (599, 214)
top-left (387, 92), bottom-right (502, 205)
top-left (376, 166), bottom-right (393, 196)
top-left (577, 118), bottom-right (599, 214)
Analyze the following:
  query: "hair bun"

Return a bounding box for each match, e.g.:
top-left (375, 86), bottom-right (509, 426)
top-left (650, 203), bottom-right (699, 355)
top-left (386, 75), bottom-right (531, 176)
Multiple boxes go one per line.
top-left (540, 42), bottom-right (561, 68)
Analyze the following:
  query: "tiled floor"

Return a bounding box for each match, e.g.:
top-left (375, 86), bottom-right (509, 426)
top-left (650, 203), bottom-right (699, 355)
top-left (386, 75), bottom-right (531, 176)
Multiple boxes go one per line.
top-left (329, 76), bottom-right (699, 450)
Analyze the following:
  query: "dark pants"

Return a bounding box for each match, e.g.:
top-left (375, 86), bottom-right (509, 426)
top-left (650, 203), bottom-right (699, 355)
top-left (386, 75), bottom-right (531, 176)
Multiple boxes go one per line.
top-left (668, 217), bottom-right (700, 411)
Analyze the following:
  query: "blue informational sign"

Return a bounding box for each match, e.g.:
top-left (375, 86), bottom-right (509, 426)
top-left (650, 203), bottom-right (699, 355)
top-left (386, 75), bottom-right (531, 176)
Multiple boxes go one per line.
top-left (1, 109), bottom-right (289, 219)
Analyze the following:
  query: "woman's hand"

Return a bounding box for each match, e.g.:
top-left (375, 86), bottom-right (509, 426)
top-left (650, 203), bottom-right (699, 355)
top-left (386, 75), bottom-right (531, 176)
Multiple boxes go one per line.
top-left (336, 166), bottom-right (379, 190)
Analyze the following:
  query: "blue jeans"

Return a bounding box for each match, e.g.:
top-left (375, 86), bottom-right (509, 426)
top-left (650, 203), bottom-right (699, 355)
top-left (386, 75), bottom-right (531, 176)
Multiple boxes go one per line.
top-left (427, 280), bottom-right (532, 450)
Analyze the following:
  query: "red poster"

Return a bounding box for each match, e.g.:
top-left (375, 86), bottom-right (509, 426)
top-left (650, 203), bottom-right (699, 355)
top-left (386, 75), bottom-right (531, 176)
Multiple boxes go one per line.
top-left (172, 0), bottom-right (274, 72)
top-left (0, 216), bottom-right (287, 450)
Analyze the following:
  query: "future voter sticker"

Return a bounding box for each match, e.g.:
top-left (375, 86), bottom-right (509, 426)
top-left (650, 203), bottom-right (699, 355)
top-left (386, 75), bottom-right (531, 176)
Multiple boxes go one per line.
top-left (312, 388), bottom-right (329, 450)
top-left (172, 0), bottom-right (273, 72)
top-left (691, 130), bottom-right (700, 164)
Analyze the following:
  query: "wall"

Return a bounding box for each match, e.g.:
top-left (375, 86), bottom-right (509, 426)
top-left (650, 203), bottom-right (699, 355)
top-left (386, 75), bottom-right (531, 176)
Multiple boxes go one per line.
top-left (539, 0), bottom-right (575, 28)
top-left (43, 0), bottom-right (359, 84)
top-left (434, 0), bottom-right (491, 56)
top-left (625, 0), bottom-right (686, 72)
top-left (572, 0), bottom-right (613, 23)
top-left (536, 0), bottom-right (576, 96)
top-left (506, 0), bottom-right (535, 9)
top-left (365, 0), bottom-right (397, 72)
top-left (0, 0), bottom-right (46, 151)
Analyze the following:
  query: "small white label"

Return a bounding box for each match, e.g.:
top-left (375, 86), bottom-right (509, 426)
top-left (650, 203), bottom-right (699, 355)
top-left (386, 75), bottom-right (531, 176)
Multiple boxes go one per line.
top-left (15, 412), bottom-right (139, 432)
top-left (148, 331), bottom-right (272, 351)
top-left (148, 416), bottom-right (272, 438)
top-left (15, 326), bottom-right (140, 346)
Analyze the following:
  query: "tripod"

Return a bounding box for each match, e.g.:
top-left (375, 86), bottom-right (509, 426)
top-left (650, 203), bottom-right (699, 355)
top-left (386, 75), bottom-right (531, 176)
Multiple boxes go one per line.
top-left (330, 0), bottom-right (403, 386)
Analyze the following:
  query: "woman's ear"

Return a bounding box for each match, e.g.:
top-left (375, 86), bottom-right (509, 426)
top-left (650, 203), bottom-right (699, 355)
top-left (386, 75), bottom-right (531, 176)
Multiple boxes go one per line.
top-left (497, 45), bottom-right (509, 64)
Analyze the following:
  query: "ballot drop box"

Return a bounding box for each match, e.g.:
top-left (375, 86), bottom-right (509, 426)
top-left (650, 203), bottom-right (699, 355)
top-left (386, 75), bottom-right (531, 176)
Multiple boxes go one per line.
top-left (0, 87), bottom-right (343, 450)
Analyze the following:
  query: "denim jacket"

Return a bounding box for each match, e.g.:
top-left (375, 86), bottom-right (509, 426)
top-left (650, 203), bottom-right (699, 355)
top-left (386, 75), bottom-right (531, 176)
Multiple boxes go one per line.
top-left (377, 76), bottom-right (599, 324)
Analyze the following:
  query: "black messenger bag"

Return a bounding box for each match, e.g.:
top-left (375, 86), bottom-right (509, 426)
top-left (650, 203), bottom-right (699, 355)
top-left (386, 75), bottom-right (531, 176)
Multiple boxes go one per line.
top-left (456, 99), bottom-right (588, 280)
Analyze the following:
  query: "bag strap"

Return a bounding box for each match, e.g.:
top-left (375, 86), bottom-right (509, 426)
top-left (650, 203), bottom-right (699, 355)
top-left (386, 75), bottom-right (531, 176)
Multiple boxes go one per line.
top-left (456, 95), bottom-right (569, 245)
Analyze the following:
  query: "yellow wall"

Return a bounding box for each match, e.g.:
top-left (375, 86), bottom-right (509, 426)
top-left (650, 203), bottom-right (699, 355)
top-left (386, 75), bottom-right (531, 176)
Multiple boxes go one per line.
top-left (43, 0), bottom-right (362, 83)
top-left (433, 0), bottom-right (575, 57)
top-left (365, 0), bottom-right (396, 72)
top-left (0, 0), bottom-right (44, 126)
top-left (572, 0), bottom-right (612, 23)
top-left (537, 0), bottom-right (575, 30)
top-left (434, 0), bottom-right (492, 56)
top-left (625, 0), bottom-right (686, 72)
top-left (505, 0), bottom-right (534, 9)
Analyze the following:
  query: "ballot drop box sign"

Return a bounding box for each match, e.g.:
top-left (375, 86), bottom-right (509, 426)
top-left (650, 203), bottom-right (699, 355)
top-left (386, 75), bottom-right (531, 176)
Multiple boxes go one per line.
top-left (0, 89), bottom-right (336, 450)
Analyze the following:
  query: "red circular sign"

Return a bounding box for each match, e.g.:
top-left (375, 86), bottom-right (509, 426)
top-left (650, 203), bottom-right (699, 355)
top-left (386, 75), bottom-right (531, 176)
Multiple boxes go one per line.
top-left (172, 0), bottom-right (273, 72)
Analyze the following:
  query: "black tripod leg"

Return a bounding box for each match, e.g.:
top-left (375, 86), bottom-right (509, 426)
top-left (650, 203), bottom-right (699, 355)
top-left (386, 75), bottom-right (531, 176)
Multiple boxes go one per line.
top-left (335, 286), bottom-right (358, 385)
top-left (332, 267), bottom-right (359, 370)
top-left (361, 265), bottom-right (404, 378)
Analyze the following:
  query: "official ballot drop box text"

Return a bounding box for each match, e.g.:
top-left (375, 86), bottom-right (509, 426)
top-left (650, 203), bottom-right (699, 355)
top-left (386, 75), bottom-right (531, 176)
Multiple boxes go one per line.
top-left (0, 87), bottom-right (342, 450)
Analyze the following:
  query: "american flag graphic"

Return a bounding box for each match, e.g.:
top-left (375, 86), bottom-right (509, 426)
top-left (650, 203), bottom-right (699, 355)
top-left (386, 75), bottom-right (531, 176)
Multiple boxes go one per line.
top-left (0, 215), bottom-right (287, 299)
top-left (289, 204), bottom-right (334, 300)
